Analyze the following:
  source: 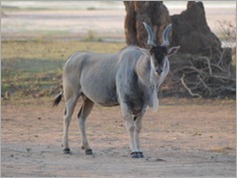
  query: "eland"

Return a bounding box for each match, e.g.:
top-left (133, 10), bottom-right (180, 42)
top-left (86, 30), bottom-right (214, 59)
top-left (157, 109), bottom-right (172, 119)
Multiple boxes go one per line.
top-left (53, 22), bottom-right (180, 158)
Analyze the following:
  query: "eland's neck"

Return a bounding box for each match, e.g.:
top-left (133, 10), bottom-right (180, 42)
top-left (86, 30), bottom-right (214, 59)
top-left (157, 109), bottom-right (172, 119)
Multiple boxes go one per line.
top-left (135, 53), bottom-right (170, 90)
top-left (135, 54), bottom-right (159, 111)
top-left (135, 54), bottom-right (157, 88)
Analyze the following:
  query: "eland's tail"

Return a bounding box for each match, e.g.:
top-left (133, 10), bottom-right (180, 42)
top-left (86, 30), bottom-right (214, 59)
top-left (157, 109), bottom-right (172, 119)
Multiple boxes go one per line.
top-left (53, 91), bottom-right (63, 107)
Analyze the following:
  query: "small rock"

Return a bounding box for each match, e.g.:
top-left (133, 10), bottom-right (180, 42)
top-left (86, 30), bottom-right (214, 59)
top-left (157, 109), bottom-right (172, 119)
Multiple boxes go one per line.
top-left (26, 148), bottom-right (32, 153)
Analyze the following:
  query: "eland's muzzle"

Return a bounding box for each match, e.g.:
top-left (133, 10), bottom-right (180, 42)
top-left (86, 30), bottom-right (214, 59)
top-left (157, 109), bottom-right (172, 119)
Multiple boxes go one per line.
top-left (156, 67), bottom-right (163, 75)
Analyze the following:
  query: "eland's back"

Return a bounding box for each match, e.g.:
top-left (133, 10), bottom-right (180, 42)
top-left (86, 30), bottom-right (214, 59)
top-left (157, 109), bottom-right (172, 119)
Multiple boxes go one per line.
top-left (63, 46), bottom-right (143, 107)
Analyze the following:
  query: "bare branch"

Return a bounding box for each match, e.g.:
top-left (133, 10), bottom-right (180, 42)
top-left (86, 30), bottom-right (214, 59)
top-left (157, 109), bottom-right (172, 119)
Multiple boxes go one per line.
top-left (180, 74), bottom-right (202, 98)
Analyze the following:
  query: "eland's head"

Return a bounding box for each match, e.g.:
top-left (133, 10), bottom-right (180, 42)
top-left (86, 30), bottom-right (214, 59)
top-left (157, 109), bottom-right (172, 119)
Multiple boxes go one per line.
top-left (143, 22), bottom-right (180, 76)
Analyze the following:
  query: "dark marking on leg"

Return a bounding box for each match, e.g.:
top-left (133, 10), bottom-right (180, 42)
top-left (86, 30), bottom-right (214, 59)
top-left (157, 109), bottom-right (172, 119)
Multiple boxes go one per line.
top-left (133, 116), bottom-right (137, 121)
top-left (137, 152), bottom-right (144, 158)
top-left (130, 152), bottom-right (139, 158)
top-left (85, 149), bottom-right (93, 155)
top-left (77, 107), bottom-right (83, 118)
top-left (63, 148), bottom-right (71, 154)
top-left (130, 152), bottom-right (144, 158)
top-left (64, 108), bottom-right (67, 115)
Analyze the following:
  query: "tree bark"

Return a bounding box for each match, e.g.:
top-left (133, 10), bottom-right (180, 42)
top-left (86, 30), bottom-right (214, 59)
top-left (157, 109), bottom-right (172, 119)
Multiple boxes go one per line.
top-left (124, 1), bottom-right (170, 48)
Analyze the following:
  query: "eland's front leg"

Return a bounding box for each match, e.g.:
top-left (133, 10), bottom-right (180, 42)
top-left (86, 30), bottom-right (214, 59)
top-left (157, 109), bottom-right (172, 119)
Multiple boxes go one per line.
top-left (77, 98), bottom-right (94, 155)
top-left (121, 105), bottom-right (141, 158)
top-left (134, 111), bottom-right (145, 158)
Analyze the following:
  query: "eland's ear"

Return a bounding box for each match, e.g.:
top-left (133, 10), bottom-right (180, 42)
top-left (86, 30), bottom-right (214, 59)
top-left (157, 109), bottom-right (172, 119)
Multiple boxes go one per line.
top-left (168, 46), bottom-right (180, 56)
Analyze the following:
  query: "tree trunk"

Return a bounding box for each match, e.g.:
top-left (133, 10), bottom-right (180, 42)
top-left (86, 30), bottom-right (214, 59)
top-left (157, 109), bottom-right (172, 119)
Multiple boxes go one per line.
top-left (124, 1), bottom-right (170, 48)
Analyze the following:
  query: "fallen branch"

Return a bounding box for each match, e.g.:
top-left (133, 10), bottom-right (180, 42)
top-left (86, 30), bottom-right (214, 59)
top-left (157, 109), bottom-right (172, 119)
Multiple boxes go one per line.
top-left (180, 74), bottom-right (202, 98)
top-left (162, 50), bottom-right (236, 98)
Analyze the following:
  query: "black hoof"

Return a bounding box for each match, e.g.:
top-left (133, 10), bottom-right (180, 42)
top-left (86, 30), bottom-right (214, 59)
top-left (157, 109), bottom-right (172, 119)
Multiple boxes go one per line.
top-left (130, 152), bottom-right (144, 158)
top-left (63, 148), bottom-right (71, 154)
top-left (130, 152), bottom-right (139, 158)
top-left (85, 149), bottom-right (93, 155)
top-left (137, 152), bottom-right (144, 158)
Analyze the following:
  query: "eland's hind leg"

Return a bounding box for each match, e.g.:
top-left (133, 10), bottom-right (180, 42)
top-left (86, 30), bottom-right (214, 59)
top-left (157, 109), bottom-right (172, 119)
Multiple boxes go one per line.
top-left (77, 97), bottom-right (94, 155)
top-left (62, 93), bottom-right (79, 154)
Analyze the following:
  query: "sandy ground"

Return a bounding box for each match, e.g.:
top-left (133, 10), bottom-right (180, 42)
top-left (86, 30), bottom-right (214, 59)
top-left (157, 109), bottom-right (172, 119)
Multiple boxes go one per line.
top-left (1, 7), bottom-right (236, 41)
top-left (1, 5), bottom-right (236, 177)
top-left (1, 97), bottom-right (236, 177)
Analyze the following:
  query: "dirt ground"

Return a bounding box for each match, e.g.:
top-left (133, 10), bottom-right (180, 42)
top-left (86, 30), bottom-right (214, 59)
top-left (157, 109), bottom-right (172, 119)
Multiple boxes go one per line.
top-left (1, 4), bottom-right (236, 177)
top-left (1, 97), bottom-right (236, 177)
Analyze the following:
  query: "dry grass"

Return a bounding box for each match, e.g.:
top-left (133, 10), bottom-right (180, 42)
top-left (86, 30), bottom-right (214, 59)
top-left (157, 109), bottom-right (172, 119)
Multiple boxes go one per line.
top-left (1, 40), bottom-right (125, 98)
